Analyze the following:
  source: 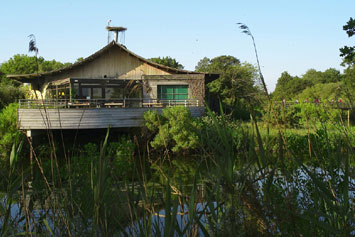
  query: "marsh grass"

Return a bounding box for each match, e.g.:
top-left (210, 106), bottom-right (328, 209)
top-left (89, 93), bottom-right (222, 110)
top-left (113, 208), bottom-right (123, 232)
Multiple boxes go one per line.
top-left (0, 103), bottom-right (355, 235)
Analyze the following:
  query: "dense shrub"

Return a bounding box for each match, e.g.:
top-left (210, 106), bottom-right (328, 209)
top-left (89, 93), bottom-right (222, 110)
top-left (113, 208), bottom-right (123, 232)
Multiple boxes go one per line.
top-left (0, 103), bottom-right (22, 159)
top-left (265, 102), bottom-right (343, 128)
top-left (144, 106), bottom-right (200, 153)
top-left (298, 103), bottom-right (341, 126)
top-left (0, 84), bottom-right (27, 109)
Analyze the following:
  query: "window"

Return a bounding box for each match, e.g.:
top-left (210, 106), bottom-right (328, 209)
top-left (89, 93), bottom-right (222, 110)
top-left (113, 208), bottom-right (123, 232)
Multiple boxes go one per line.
top-left (92, 88), bottom-right (102, 99)
top-left (158, 85), bottom-right (188, 101)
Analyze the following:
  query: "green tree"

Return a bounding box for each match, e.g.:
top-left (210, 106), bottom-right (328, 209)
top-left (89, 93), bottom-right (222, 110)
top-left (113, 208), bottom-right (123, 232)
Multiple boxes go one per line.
top-left (296, 82), bottom-right (344, 101)
top-left (343, 65), bottom-right (355, 107)
top-left (0, 84), bottom-right (27, 109)
top-left (301, 69), bottom-right (321, 86)
top-left (0, 54), bottom-right (71, 107)
top-left (272, 69), bottom-right (342, 101)
top-left (0, 54), bottom-right (71, 83)
top-left (194, 56), bottom-right (210, 72)
top-left (339, 17), bottom-right (355, 65)
top-left (75, 57), bottom-right (85, 63)
top-left (272, 72), bottom-right (298, 100)
top-left (195, 55), bottom-right (240, 73)
top-left (0, 54), bottom-right (38, 82)
top-left (322, 68), bottom-right (342, 83)
top-left (340, 18), bottom-right (355, 107)
top-left (149, 56), bottom-right (184, 69)
top-left (40, 59), bottom-right (71, 72)
top-left (196, 55), bottom-right (261, 119)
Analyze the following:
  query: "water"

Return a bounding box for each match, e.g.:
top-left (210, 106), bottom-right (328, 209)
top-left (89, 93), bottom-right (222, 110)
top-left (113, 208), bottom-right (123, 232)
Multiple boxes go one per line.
top-left (1, 166), bottom-right (354, 235)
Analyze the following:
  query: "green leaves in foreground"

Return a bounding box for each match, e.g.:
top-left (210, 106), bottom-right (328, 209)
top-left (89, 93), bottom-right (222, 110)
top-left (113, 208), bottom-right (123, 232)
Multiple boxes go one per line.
top-left (144, 106), bottom-right (200, 153)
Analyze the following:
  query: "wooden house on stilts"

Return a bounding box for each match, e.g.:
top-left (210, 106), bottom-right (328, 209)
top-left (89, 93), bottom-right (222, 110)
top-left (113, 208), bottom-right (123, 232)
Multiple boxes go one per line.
top-left (8, 26), bottom-right (217, 136)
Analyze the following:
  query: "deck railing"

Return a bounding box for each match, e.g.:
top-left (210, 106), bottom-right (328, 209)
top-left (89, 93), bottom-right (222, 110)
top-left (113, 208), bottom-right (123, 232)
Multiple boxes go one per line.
top-left (18, 98), bottom-right (202, 109)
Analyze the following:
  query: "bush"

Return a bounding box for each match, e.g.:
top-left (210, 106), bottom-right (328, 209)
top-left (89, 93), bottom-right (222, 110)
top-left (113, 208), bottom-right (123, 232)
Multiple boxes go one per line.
top-left (265, 102), bottom-right (342, 128)
top-left (144, 106), bottom-right (200, 153)
top-left (0, 84), bottom-right (26, 109)
top-left (266, 103), bottom-right (302, 127)
top-left (0, 103), bottom-right (22, 159)
top-left (297, 102), bottom-right (341, 126)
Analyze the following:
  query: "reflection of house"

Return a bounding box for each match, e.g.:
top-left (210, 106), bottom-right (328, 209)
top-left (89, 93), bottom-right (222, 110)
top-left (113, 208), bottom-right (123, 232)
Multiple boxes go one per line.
top-left (8, 32), bottom-right (217, 133)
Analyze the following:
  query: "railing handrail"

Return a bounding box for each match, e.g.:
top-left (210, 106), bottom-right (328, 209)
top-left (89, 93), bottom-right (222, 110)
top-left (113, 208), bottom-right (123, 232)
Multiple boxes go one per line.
top-left (18, 98), bottom-right (203, 109)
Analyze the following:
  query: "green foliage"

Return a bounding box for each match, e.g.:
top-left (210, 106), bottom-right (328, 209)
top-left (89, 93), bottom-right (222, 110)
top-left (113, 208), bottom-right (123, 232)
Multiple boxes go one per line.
top-left (340, 17), bottom-right (355, 65)
top-left (267, 102), bottom-right (342, 128)
top-left (107, 136), bottom-right (136, 179)
top-left (208, 63), bottom-right (258, 105)
top-left (0, 54), bottom-right (71, 106)
top-left (144, 106), bottom-right (200, 153)
top-left (200, 110), bottom-right (248, 168)
top-left (0, 103), bottom-right (22, 159)
top-left (266, 103), bottom-right (302, 127)
top-left (1, 109), bottom-right (355, 235)
top-left (272, 69), bottom-right (343, 102)
top-left (196, 55), bottom-right (262, 118)
top-left (75, 57), bottom-right (85, 63)
top-left (296, 82), bottom-right (344, 101)
top-left (0, 54), bottom-right (71, 82)
top-left (195, 55), bottom-right (240, 73)
top-left (273, 72), bottom-right (305, 100)
top-left (194, 56), bottom-right (210, 72)
top-left (297, 103), bottom-right (341, 125)
top-left (149, 56), bottom-right (184, 69)
top-left (342, 64), bottom-right (355, 108)
top-left (0, 83), bottom-right (26, 109)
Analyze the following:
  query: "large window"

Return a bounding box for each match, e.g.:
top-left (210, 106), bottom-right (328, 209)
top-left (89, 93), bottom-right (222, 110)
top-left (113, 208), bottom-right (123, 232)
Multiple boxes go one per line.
top-left (71, 79), bottom-right (142, 100)
top-left (157, 85), bottom-right (188, 100)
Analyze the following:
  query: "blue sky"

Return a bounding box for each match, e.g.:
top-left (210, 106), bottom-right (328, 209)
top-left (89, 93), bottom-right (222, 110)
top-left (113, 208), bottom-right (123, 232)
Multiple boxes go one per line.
top-left (1, 0), bottom-right (354, 91)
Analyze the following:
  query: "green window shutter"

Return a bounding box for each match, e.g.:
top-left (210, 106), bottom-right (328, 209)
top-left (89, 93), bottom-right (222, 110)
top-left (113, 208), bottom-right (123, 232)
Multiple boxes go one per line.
top-left (157, 85), bottom-right (188, 100)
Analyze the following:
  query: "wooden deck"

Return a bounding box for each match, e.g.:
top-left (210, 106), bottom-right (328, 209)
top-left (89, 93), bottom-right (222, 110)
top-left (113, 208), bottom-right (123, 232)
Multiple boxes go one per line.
top-left (17, 107), bottom-right (205, 130)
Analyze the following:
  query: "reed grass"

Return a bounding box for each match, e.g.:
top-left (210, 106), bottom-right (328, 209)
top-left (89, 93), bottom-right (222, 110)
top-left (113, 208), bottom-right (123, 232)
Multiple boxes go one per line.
top-left (0, 105), bottom-right (354, 236)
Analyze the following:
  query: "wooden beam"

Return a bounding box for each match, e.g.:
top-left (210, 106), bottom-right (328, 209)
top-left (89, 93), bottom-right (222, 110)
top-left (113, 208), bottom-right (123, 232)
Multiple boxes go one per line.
top-left (142, 74), bottom-right (205, 80)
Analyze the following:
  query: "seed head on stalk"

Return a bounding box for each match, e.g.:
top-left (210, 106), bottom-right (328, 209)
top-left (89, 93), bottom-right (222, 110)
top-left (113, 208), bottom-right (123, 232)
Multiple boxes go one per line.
top-left (28, 34), bottom-right (39, 74)
top-left (237, 23), bottom-right (269, 99)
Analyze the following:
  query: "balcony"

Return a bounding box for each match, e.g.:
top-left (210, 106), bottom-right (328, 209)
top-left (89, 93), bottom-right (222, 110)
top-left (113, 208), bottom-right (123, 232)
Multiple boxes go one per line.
top-left (17, 99), bottom-right (204, 130)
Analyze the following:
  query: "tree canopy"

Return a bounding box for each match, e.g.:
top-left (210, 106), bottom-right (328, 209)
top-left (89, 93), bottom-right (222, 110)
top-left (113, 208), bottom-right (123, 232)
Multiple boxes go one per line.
top-left (0, 54), bottom-right (71, 83)
top-left (340, 17), bottom-right (355, 65)
top-left (272, 68), bottom-right (343, 102)
top-left (195, 55), bottom-right (240, 73)
top-left (195, 55), bottom-right (261, 119)
top-left (149, 56), bottom-right (184, 69)
top-left (0, 54), bottom-right (71, 108)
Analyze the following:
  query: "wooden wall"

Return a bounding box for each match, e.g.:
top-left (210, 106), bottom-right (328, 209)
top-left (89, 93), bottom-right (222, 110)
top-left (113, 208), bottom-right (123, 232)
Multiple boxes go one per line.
top-left (18, 107), bottom-right (205, 130)
top-left (44, 47), bottom-right (171, 82)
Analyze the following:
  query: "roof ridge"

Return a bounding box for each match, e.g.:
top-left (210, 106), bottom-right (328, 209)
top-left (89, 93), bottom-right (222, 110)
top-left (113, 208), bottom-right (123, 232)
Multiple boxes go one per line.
top-left (8, 41), bottom-right (200, 80)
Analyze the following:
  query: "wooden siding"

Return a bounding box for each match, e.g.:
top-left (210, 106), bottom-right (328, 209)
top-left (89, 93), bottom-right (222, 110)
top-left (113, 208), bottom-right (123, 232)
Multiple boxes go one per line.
top-left (44, 47), bottom-right (171, 83)
top-left (18, 107), bottom-right (205, 130)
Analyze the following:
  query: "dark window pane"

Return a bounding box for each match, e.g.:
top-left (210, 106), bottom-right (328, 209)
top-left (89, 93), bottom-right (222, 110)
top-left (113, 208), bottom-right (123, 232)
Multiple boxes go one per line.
top-left (92, 88), bottom-right (102, 99)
